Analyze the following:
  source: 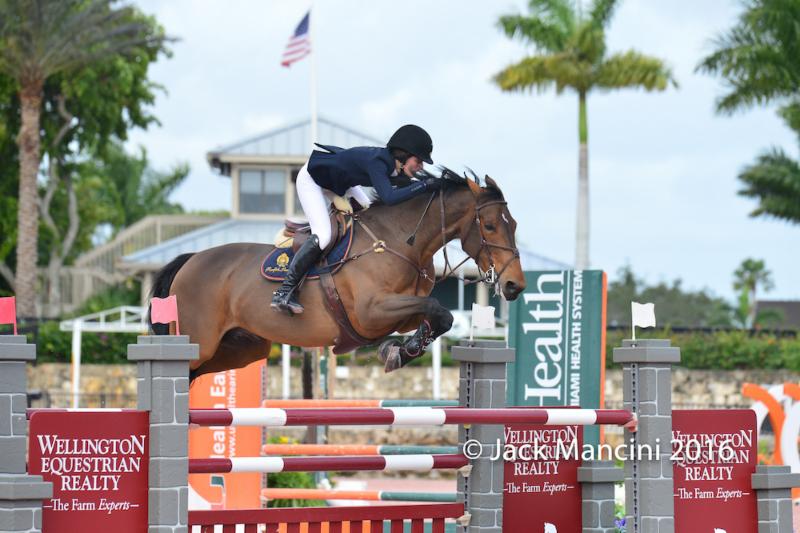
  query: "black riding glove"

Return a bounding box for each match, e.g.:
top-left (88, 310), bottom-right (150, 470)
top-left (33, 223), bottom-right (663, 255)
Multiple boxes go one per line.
top-left (422, 177), bottom-right (442, 191)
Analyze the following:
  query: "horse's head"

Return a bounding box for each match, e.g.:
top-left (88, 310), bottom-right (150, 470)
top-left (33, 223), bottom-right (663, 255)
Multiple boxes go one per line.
top-left (444, 171), bottom-right (526, 301)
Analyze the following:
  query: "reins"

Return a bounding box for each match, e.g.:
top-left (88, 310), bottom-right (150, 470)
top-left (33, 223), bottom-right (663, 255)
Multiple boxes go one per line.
top-left (322, 184), bottom-right (520, 291)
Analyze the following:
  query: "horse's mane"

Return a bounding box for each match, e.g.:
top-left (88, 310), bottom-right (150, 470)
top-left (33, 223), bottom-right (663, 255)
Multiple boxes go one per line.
top-left (439, 166), bottom-right (505, 201)
top-left (368, 167), bottom-right (504, 210)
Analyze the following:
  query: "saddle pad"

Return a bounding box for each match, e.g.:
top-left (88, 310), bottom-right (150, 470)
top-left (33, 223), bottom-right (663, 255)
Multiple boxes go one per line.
top-left (261, 224), bottom-right (355, 281)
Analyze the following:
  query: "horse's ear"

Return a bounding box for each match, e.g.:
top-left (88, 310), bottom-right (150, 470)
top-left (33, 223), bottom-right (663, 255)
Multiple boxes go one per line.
top-left (485, 175), bottom-right (499, 189)
top-left (466, 178), bottom-right (481, 197)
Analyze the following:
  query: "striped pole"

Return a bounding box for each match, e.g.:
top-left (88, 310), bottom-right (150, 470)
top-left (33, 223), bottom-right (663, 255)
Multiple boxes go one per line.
top-left (189, 454), bottom-right (469, 474)
top-left (262, 444), bottom-right (460, 456)
top-left (189, 407), bottom-right (633, 427)
top-left (263, 399), bottom-right (459, 408)
top-left (261, 488), bottom-right (457, 503)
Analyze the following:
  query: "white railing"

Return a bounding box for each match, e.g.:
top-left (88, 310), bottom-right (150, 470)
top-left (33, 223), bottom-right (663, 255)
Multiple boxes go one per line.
top-left (75, 215), bottom-right (223, 273)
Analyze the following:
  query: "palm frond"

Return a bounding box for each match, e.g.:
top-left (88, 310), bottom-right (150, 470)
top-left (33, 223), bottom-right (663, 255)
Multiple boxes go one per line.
top-left (594, 50), bottom-right (677, 91)
top-left (0, 0), bottom-right (169, 81)
top-left (777, 100), bottom-right (800, 133)
top-left (527, 0), bottom-right (576, 32)
top-left (738, 147), bottom-right (800, 223)
top-left (573, 23), bottom-right (607, 65)
top-left (492, 55), bottom-right (560, 94)
top-left (588, 0), bottom-right (619, 28)
top-left (497, 15), bottom-right (569, 52)
top-left (141, 162), bottom-right (189, 212)
top-left (697, 0), bottom-right (800, 114)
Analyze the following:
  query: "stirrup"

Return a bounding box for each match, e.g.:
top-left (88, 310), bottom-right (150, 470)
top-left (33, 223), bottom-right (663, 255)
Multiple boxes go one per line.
top-left (285, 293), bottom-right (304, 315)
top-left (271, 287), bottom-right (293, 314)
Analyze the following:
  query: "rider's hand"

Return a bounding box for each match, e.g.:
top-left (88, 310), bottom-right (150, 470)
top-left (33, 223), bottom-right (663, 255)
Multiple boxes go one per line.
top-left (422, 177), bottom-right (442, 191)
top-left (332, 194), bottom-right (354, 214)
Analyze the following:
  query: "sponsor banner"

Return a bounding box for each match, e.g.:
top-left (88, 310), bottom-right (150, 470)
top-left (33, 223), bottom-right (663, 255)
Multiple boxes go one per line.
top-left (502, 421), bottom-right (582, 532)
top-left (507, 270), bottom-right (607, 444)
top-left (673, 409), bottom-right (758, 533)
top-left (29, 410), bottom-right (148, 532)
top-left (189, 359), bottom-right (265, 510)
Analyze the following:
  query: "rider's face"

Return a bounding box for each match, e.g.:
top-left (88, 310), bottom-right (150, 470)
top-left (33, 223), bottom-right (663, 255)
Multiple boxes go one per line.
top-left (402, 156), bottom-right (424, 177)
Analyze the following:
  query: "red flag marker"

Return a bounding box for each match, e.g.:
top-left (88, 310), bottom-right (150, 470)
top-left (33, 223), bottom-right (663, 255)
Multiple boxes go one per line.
top-left (150, 295), bottom-right (180, 335)
top-left (0, 297), bottom-right (17, 335)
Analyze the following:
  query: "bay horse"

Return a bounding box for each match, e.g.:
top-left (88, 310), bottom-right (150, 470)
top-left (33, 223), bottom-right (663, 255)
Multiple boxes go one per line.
top-left (148, 173), bottom-right (526, 380)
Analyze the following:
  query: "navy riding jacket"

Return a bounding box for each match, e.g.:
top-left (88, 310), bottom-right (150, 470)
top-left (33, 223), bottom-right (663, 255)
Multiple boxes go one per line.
top-left (307, 144), bottom-right (427, 205)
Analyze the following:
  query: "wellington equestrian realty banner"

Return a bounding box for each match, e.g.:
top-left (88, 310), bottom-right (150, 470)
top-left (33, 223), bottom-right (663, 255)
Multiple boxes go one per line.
top-left (28, 411), bottom-right (149, 532)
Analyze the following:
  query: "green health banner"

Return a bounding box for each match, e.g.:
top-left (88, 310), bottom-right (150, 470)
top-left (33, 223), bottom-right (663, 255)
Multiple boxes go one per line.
top-left (507, 270), bottom-right (607, 444)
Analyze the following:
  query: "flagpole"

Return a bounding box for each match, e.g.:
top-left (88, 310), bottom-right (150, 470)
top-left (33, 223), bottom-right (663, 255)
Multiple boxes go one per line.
top-left (309, 3), bottom-right (318, 147)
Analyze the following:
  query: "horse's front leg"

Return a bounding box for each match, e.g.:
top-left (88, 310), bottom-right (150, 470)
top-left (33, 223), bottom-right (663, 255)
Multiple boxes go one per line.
top-left (362, 295), bottom-right (453, 373)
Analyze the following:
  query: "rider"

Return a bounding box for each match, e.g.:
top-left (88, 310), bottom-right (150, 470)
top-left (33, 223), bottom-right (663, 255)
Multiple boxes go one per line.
top-left (271, 124), bottom-right (442, 315)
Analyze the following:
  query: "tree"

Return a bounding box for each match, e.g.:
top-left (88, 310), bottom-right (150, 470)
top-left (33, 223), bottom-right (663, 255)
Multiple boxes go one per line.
top-left (733, 258), bottom-right (775, 328)
top-left (90, 140), bottom-right (189, 234)
top-left (0, 0), bottom-right (168, 316)
top-left (493, 0), bottom-right (676, 269)
top-left (697, 0), bottom-right (800, 225)
top-left (0, 73), bottom-right (19, 293)
top-left (607, 265), bottom-right (733, 328)
top-left (738, 149), bottom-right (800, 224)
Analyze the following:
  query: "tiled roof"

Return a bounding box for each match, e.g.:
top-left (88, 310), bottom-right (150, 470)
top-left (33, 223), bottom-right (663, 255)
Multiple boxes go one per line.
top-left (207, 116), bottom-right (384, 174)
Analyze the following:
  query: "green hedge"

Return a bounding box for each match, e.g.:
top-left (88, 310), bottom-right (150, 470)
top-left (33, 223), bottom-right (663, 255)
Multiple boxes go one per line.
top-left (606, 329), bottom-right (800, 371)
top-left (31, 321), bottom-right (136, 364)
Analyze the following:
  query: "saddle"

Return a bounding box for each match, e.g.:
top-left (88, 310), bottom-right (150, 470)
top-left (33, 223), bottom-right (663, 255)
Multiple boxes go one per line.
top-left (262, 210), bottom-right (353, 282)
top-left (275, 193), bottom-right (366, 252)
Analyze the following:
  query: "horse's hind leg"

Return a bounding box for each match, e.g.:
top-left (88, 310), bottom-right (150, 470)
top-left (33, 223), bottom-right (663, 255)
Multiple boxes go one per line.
top-left (191, 328), bottom-right (271, 381)
top-left (358, 295), bottom-right (453, 373)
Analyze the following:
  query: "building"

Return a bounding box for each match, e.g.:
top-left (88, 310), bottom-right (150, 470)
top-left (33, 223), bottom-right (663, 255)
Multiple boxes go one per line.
top-left (755, 300), bottom-right (800, 331)
top-left (119, 117), bottom-right (569, 319)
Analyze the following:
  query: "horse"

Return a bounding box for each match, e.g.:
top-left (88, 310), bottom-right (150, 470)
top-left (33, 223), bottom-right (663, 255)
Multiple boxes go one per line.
top-left (148, 172), bottom-right (526, 380)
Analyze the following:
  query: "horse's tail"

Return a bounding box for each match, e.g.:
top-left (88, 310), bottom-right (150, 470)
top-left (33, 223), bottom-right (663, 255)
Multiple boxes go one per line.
top-left (147, 253), bottom-right (195, 334)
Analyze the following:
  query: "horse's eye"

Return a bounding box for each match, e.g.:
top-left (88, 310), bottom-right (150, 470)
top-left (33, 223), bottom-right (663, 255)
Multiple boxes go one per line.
top-left (484, 223), bottom-right (496, 232)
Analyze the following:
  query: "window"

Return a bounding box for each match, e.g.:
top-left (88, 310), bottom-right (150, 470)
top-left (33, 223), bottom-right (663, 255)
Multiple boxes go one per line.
top-left (239, 169), bottom-right (286, 214)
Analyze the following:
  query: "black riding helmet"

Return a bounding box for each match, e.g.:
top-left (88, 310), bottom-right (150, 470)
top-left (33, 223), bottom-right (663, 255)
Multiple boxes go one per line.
top-left (387, 124), bottom-right (433, 164)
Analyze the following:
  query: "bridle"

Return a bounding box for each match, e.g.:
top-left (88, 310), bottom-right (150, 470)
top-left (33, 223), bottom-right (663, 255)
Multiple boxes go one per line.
top-left (436, 191), bottom-right (520, 287)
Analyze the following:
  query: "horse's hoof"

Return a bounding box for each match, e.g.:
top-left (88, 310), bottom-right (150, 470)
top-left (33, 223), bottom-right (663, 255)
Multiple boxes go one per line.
top-left (378, 339), bottom-right (402, 363)
top-left (382, 347), bottom-right (402, 373)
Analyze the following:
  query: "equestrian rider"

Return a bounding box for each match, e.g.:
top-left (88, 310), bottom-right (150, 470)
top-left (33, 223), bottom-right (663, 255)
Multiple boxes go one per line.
top-left (271, 124), bottom-right (442, 315)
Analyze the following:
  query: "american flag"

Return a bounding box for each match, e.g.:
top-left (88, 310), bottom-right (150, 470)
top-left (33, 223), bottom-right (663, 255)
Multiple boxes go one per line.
top-left (281, 11), bottom-right (311, 67)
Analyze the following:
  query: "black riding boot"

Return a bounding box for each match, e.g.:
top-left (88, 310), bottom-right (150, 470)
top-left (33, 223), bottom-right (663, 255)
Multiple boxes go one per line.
top-left (271, 235), bottom-right (323, 315)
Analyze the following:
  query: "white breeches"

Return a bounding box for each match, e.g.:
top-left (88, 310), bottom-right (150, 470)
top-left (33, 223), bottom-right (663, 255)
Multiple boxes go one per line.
top-left (296, 163), bottom-right (334, 249)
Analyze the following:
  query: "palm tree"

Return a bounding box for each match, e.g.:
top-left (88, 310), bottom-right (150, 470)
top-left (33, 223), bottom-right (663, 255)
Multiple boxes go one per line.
top-left (0, 0), bottom-right (166, 316)
top-left (697, 0), bottom-right (800, 226)
top-left (91, 141), bottom-right (190, 233)
top-left (493, 0), bottom-right (676, 269)
top-left (733, 258), bottom-right (774, 328)
top-left (738, 149), bottom-right (800, 224)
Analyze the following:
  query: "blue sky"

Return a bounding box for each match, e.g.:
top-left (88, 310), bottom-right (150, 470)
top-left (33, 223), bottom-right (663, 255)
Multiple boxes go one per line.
top-left (129, 0), bottom-right (799, 303)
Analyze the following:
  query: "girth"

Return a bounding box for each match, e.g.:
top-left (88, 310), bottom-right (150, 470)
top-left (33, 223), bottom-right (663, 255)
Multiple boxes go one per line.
top-left (318, 266), bottom-right (379, 354)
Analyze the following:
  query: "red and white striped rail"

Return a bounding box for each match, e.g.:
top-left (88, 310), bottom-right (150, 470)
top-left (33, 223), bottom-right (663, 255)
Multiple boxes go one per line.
top-left (189, 454), bottom-right (469, 474)
top-left (188, 407), bottom-right (633, 427)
